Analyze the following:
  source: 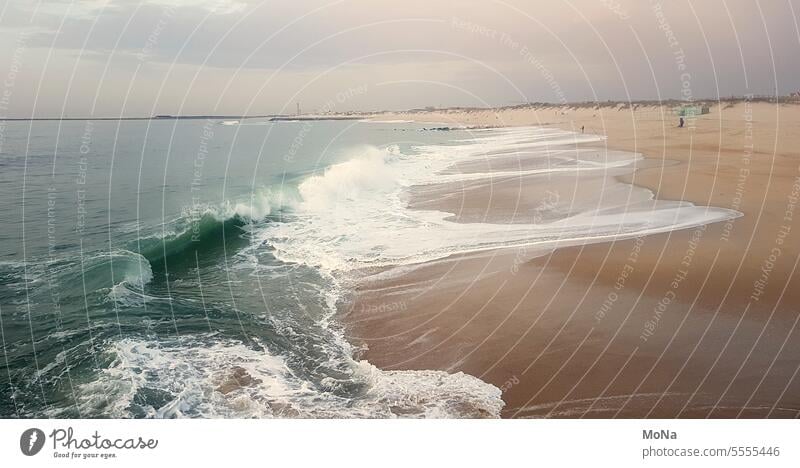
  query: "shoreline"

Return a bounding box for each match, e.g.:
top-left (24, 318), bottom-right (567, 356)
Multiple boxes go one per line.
top-left (342, 101), bottom-right (800, 417)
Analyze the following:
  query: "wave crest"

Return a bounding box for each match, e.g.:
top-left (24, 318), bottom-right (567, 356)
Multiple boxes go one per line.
top-left (298, 145), bottom-right (400, 212)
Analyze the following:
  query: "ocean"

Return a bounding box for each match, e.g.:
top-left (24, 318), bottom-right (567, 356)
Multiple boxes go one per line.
top-left (0, 118), bottom-right (738, 418)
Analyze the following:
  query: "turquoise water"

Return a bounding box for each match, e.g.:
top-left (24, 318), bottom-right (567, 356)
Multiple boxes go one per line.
top-left (0, 118), bottom-right (505, 418)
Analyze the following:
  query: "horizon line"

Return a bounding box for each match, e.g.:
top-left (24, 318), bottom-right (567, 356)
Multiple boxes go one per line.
top-left (2, 94), bottom-right (796, 121)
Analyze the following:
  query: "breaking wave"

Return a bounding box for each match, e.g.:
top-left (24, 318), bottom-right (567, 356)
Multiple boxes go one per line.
top-left (133, 189), bottom-right (295, 267)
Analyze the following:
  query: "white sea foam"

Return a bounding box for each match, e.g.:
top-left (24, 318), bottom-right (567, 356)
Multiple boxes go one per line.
top-left (70, 337), bottom-right (503, 418)
top-left (175, 187), bottom-right (296, 225)
top-left (297, 145), bottom-right (399, 212)
top-left (261, 126), bottom-right (741, 273)
top-left (218, 188), bottom-right (292, 220)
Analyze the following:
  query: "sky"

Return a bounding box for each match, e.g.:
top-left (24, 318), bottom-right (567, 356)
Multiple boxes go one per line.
top-left (0, 0), bottom-right (798, 118)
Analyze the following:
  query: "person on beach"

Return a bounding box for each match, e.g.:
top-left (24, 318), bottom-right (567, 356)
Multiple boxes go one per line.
top-left (581, 125), bottom-right (585, 133)
top-left (679, 116), bottom-right (684, 128)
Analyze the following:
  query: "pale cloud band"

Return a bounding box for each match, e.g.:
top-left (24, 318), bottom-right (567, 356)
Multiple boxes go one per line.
top-left (0, 0), bottom-right (797, 118)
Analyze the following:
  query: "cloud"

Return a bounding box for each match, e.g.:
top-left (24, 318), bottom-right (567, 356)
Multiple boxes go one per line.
top-left (0, 0), bottom-right (797, 117)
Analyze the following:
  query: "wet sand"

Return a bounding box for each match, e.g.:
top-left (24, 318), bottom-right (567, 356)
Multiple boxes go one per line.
top-left (342, 101), bottom-right (800, 417)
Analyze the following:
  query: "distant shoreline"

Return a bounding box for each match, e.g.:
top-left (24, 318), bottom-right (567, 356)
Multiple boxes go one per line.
top-left (0, 114), bottom-right (365, 122)
top-left (4, 95), bottom-right (796, 122)
top-left (0, 115), bottom-right (275, 122)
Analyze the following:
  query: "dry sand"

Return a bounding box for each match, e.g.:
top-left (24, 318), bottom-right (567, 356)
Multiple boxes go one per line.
top-left (342, 101), bottom-right (800, 418)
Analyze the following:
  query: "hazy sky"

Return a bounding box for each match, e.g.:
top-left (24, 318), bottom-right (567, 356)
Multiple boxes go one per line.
top-left (1, 0), bottom-right (798, 117)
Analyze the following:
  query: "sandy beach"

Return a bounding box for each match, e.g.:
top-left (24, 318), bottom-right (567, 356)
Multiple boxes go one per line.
top-left (343, 100), bottom-right (800, 418)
